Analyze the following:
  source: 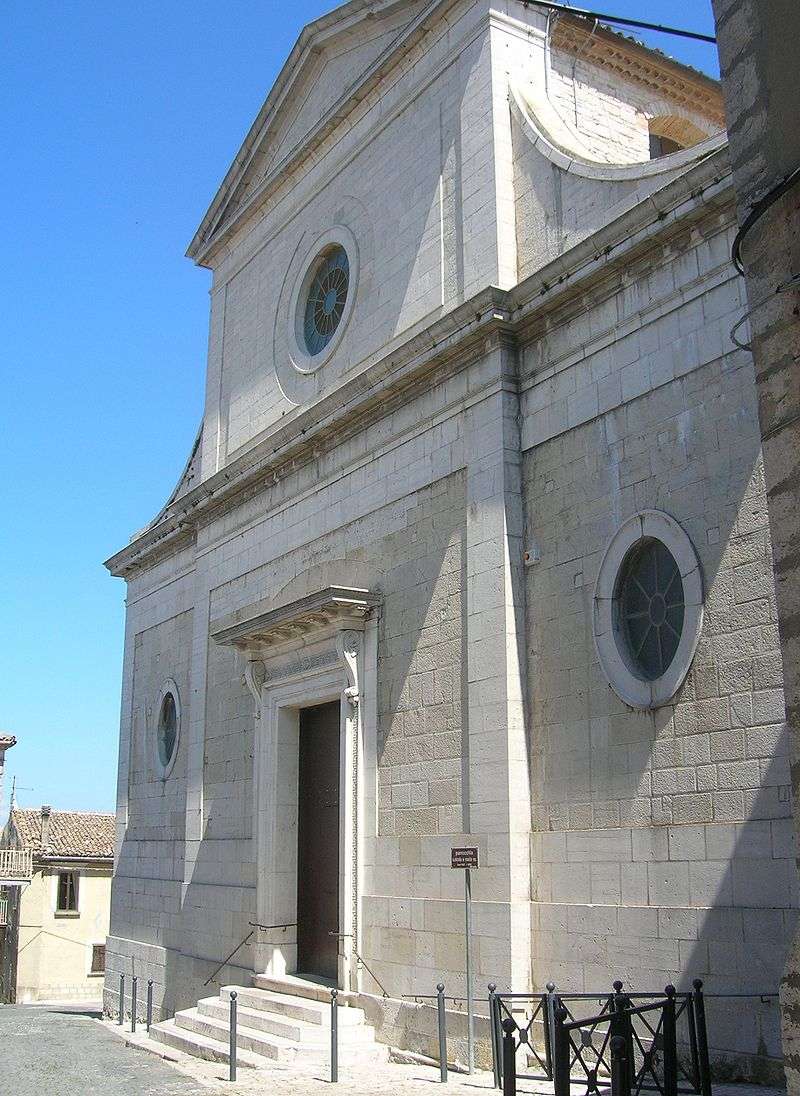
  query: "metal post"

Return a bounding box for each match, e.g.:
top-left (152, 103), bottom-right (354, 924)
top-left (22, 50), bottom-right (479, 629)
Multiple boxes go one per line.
top-left (229, 991), bottom-right (237, 1082)
top-left (330, 988), bottom-right (339, 1083)
top-left (465, 867), bottom-right (474, 1074)
top-left (663, 986), bottom-right (678, 1096)
top-left (435, 983), bottom-right (448, 1082)
top-left (553, 1006), bottom-right (571, 1096)
top-left (611, 1034), bottom-right (628, 1096)
top-left (502, 1017), bottom-right (517, 1096)
top-left (544, 981), bottom-right (557, 1080)
top-left (488, 984), bottom-right (500, 1089)
top-left (131, 976), bottom-right (137, 1034)
top-left (146, 980), bottom-right (153, 1033)
top-left (118, 973), bottom-right (124, 1025)
top-left (610, 997), bottom-right (629, 1096)
top-left (613, 980), bottom-right (633, 1095)
top-left (693, 980), bottom-right (712, 1096)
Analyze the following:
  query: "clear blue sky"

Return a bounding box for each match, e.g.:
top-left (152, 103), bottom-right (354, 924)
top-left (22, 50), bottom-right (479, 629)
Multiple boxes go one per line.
top-left (0, 1), bottom-right (718, 816)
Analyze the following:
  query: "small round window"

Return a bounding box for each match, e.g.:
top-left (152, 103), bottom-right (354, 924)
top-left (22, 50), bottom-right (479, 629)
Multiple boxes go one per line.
top-left (616, 539), bottom-right (685, 680)
top-left (593, 511), bottom-right (703, 709)
top-left (157, 692), bottom-right (178, 769)
top-left (302, 245), bottom-right (349, 355)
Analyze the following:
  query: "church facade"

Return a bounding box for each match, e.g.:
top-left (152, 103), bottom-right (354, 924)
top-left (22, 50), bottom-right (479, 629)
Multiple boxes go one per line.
top-left (104, 0), bottom-right (795, 1077)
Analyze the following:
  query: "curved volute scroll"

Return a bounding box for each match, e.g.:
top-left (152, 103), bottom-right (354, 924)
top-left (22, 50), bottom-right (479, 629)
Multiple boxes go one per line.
top-left (243, 659), bottom-right (267, 717)
top-left (336, 629), bottom-right (363, 709)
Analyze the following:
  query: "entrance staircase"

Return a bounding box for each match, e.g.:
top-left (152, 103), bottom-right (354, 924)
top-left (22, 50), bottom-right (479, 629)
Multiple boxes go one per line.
top-left (149, 974), bottom-right (387, 1069)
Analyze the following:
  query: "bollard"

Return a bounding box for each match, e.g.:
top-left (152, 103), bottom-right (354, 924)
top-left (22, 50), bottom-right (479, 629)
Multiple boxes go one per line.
top-left (488, 984), bottom-right (500, 1089)
top-left (553, 1006), bottom-right (571, 1096)
top-left (501, 1018), bottom-right (517, 1096)
top-left (330, 988), bottom-right (339, 1083)
top-left (693, 980), bottom-right (712, 1096)
top-left (146, 980), bottom-right (153, 1033)
top-left (229, 991), bottom-right (238, 1082)
top-left (436, 983), bottom-right (448, 1082)
top-left (131, 976), bottom-right (137, 1033)
top-left (118, 973), bottom-right (125, 1025)
top-left (663, 986), bottom-right (678, 1096)
top-left (610, 1034), bottom-right (628, 1096)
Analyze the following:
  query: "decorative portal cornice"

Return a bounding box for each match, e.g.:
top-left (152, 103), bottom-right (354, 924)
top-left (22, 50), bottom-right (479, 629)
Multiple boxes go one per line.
top-left (211, 586), bottom-right (381, 653)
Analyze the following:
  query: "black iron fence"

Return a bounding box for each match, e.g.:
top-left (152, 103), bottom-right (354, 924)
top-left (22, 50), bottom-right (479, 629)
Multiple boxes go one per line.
top-left (492, 979), bottom-right (714, 1096)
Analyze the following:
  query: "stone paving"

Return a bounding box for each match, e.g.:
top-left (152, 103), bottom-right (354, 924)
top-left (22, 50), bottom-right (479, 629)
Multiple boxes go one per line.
top-left (105, 1018), bottom-right (787, 1096)
top-left (0, 1004), bottom-right (202, 1095)
top-left (0, 1003), bottom-right (788, 1096)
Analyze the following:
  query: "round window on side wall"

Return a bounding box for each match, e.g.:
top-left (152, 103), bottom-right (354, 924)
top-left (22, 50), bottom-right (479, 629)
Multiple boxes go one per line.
top-left (155, 681), bottom-right (181, 779)
top-left (301, 244), bottom-right (350, 355)
top-left (593, 512), bottom-right (703, 709)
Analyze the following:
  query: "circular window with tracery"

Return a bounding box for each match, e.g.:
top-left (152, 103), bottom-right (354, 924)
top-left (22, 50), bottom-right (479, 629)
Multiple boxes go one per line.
top-left (593, 511), bottom-right (703, 709)
top-left (155, 681), bottom-right (181, 778)
top-left (617, 539), bottom-right (685, 680)
top-left (302, 245), bottom-right (349, 355)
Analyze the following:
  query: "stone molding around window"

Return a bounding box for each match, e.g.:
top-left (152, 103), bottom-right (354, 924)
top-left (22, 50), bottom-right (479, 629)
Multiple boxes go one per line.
top-left (286, 226), bottom-right (360, 376)
top-left (593, 510), bottom-right (704, 710)
top-left (154, 678), bottom-right (181, 781)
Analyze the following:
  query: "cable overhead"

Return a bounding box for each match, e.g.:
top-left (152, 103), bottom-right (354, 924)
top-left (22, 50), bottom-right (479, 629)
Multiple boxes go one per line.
top-left (528, 1), bottom-right (717, 44)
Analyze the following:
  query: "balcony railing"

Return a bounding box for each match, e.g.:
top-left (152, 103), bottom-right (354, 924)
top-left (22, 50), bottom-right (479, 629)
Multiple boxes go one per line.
top-left (0, 849), bottom-right (33, 883)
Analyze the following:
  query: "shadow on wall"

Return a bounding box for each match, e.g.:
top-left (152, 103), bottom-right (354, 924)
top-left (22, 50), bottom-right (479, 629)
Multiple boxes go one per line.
top-left (524, 350), bottom-right (794, 1084)
top-left (216, 39), bottom-right (476, 463)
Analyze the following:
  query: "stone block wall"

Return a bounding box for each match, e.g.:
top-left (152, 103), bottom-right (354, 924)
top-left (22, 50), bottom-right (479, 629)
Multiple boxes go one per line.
top-left (201, 0), bottom-right (498, 469)
top-left (520, 217), bottom-right (795, 1077)
top-left (547, 46), bottom-right (716, 165)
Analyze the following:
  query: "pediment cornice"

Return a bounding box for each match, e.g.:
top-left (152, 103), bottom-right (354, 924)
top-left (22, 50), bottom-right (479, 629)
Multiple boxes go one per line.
top-left (187, 0), bottom-right (451, 268)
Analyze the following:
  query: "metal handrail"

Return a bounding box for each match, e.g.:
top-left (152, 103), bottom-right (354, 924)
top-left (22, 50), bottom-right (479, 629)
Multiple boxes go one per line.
top-left (203, 931), bottom-right (254, 987)
top-left (330, 932), bottom-right (389, 998)
top-left (203, 921), bottom-right (296, 987)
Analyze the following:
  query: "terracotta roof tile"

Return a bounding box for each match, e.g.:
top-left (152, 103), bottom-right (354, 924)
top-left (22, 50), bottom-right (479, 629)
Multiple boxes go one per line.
top-left (9, 808), bottom-right (115, 859)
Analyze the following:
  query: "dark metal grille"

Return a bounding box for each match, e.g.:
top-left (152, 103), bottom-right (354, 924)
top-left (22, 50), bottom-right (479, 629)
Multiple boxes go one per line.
top-left (619, 539), bottom-right (685, 680)
top-left (303, 246), bottom-right (349, 355)
top-left (492, 981), bottom-right (708, 1096)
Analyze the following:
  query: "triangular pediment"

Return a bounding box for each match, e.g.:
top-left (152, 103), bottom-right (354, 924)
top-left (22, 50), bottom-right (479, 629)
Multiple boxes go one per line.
top-left (187, 0), bottom-right (439, 265)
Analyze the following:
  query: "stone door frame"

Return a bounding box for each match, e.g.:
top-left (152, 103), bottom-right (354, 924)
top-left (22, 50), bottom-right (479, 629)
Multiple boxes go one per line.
top-left (211, 587), bottom-right (380, 993)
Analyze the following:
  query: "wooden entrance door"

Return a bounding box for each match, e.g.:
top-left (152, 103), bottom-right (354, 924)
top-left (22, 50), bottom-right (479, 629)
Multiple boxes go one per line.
top-left (296, 700), bottom-right (341, 981)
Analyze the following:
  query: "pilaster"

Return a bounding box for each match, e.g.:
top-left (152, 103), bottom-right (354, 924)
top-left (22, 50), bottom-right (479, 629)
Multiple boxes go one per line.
top-left (464, 334), bottom-right (531, 991)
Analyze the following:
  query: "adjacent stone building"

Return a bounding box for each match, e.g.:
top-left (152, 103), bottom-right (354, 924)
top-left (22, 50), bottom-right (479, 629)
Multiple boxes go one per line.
top-left (710, 0), bottom-right (800, 1087)
top-left (0, 807), bottom-right (114, 1002)
top-left (104, 0), bottom-right (795, 1078)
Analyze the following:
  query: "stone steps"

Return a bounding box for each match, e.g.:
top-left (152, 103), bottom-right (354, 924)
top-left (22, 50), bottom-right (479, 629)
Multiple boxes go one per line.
top-left (148, 975), bottom-right (387, 1070)
top-left (198, 995), bottom-right (376, 1044)
top-left (221, 984), bottom-right (365, 1026)
top-left (148, 1017), bottom-right (263, 1068)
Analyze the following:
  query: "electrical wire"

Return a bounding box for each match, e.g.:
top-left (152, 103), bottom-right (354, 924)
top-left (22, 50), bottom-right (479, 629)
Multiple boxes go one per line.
top-left (731, 167), bottom-right (800, 274)
top-left (729, 273), bottom-right (800, 352)
top-left (527, 1), bottom-right (716, 43)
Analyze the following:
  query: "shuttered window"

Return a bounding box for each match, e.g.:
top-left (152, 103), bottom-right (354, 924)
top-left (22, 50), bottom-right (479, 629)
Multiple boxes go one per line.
top-left (91, 944), bottom-right (105, 973)
top-left (56, 871), bottom-right (79, 912)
